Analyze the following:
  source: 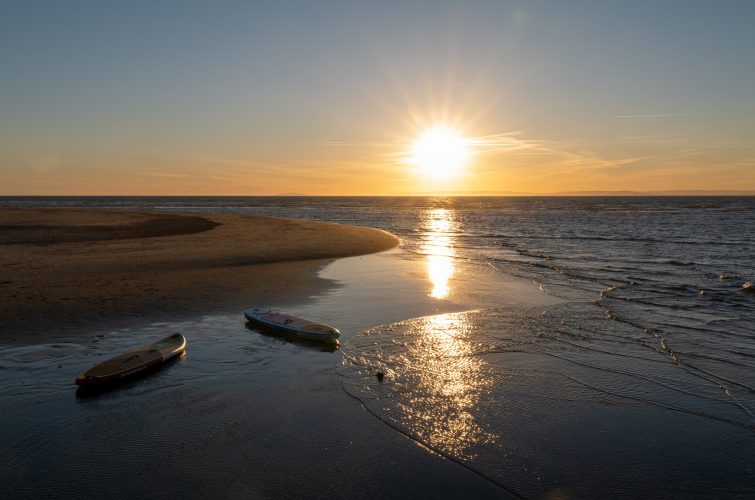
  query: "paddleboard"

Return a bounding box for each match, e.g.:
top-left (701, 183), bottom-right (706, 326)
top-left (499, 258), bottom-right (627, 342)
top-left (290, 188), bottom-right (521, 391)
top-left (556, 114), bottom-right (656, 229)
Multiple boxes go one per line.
top-left (75, 333), bottom-right (186, 387)
top-left (244, 308), bottom-right (340, 344)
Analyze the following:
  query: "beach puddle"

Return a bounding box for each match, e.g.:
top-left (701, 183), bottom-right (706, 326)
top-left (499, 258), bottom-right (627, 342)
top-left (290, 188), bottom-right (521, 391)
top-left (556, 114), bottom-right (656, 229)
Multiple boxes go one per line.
top-left (0, 343), bottom-right (86, 365)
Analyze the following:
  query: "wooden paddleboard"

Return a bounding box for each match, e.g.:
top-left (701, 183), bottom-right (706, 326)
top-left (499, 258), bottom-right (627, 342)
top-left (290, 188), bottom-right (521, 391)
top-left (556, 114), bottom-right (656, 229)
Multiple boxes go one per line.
top-left (244, 308), bottom-right (340, 344)
top-left (75, 333), bottom-right (186, 387)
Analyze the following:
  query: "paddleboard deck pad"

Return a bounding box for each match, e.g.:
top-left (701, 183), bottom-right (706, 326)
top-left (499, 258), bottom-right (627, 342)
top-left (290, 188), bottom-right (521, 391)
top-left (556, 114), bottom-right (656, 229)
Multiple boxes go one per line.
top-left (245, 308), bottom-right (340, 344)
top-left (75, 333), bottom-right (186, 387)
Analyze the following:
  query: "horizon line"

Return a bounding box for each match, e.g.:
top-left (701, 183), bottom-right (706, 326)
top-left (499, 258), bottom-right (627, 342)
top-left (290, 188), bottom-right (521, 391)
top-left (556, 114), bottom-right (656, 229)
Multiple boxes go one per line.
top-left (2, 190), bottom-right (755, 197)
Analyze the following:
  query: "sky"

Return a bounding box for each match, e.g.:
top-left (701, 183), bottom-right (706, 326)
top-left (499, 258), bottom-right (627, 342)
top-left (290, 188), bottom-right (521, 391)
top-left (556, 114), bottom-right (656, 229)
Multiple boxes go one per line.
top-left (2, 0), bottom-right (755, 195)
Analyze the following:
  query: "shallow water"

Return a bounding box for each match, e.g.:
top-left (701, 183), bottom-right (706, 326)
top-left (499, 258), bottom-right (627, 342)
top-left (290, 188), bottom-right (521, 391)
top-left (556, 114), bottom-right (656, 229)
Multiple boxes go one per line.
top-left (2, 196), bottom-right (754, 497)
top-left (0, 250), bottom-right (519, 499)
top-left (341, 306), bottom-right (754, 498)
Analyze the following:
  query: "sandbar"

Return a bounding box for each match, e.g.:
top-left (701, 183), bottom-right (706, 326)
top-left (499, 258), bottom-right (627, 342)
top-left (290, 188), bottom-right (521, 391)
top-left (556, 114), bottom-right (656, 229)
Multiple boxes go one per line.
top-left (0, 208), bottom-right (398, 343)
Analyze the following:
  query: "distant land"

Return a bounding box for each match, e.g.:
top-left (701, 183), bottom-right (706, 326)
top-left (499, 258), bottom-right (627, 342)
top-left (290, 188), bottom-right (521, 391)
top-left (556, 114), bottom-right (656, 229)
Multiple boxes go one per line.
top-left (403, 190), bottom-right (755, 197)
top-left (1, 190), bottom-right (754, 197)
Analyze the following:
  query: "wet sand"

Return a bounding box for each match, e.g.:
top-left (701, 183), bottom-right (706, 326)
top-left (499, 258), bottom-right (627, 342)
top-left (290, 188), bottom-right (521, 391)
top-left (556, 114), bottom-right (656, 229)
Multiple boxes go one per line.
top-left (0, 208), bottom-right (398, 343)
top-left (0, 208), bottom-right (520, 499)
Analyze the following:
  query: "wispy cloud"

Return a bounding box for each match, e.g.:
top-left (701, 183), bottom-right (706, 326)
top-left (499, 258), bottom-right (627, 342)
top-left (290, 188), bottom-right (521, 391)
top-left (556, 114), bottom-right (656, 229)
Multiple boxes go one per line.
top-left (614, 113), bottom-right (702, 119)
top-left (144, 171), bottom-right (191, 179)
top-left (313, 140), bottom-right (397, 147)
top-left (168, 152), bottom-right (268, 168)
top-left (471, 132), bottom-right (534, 153)
top-left (472, 133), bottom-right (655, 186)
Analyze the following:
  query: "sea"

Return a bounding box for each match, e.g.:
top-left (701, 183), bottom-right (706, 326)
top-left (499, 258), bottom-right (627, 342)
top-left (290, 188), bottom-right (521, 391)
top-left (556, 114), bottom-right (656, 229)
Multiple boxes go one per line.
top-left (2, 196), bottom-right (754, 498)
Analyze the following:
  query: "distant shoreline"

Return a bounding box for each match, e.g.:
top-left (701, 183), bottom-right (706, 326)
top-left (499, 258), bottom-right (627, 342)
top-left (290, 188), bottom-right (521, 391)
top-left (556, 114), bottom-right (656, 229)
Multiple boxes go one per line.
top-left (0, 208), bottom-right (398, 344)
top-left (2, 192), bottom-right (755, 198)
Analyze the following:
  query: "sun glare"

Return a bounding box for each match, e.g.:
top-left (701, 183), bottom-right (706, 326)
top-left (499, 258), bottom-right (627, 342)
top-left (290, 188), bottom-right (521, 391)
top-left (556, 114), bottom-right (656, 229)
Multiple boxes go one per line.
top-left (407, 126), bottom-right (471, 179)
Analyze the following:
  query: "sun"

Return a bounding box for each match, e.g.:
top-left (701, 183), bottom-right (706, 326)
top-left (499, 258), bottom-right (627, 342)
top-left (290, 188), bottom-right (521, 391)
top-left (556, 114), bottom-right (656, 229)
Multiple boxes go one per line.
top-left (406, 126), bottom-right (472, 179)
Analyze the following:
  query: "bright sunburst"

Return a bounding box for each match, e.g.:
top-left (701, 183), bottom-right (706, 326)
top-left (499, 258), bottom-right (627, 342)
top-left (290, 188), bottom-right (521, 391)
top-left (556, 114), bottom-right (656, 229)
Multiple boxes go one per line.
top-left (406, 126), bottom-right (471, 179)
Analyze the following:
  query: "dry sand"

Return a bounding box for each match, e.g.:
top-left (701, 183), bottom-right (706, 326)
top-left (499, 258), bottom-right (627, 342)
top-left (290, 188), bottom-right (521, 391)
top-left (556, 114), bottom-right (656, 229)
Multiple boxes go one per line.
top-left (0, 208), bottom-right (398, 343)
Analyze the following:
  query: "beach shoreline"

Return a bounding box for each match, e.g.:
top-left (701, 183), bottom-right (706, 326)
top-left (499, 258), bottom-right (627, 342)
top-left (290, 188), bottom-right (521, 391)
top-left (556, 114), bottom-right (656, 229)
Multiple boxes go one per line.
top-left (0, 207), bottom-right (517, 499)
top-left (4, 199), bottom-right (751, 498)
top-left (0, 208), bottom-right (399, 344)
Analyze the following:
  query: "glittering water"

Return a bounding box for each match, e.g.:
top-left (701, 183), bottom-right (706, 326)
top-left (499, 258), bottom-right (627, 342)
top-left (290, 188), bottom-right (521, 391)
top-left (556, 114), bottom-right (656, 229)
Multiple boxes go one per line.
top-left (3, 195), bottom-right (755, 497)
top-left (341, 305), bottom-right (754, 498)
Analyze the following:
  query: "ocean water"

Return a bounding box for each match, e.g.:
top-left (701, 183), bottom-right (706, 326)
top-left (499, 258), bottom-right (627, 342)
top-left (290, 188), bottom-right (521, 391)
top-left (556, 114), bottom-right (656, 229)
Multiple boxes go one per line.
top-left (2, 196), bottom-right (754, 498)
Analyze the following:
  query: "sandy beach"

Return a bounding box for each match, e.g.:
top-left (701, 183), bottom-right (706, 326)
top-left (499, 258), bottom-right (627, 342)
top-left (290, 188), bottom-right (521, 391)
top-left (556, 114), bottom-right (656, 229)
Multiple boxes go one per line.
top-left (0, 208), bottom-right (398, 343)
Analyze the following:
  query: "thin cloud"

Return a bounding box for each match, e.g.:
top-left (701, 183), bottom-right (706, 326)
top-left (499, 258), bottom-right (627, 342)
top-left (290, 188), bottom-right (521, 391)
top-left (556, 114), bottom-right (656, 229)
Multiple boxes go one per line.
top-left (471, 132), bottom-right (534, 153)
top-left (313, 141), bottom-right (397, 147)
top-left (614, 113), bottom-right (702, 118)
top-left (144, 172), bottom-right (191, 179)
top-left (169, 152), bottom-right (267, 168)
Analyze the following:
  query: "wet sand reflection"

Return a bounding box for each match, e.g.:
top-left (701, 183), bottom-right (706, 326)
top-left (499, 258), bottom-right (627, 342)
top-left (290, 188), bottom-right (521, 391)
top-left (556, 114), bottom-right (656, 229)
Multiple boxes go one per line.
top-left (347, 311), bottom-right (494, 458)
top-left (400, 313), bottom-right (492, 456)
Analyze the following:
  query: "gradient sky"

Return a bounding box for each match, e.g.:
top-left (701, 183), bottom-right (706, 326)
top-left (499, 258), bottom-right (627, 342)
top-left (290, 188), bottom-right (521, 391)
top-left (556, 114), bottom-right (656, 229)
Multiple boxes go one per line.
top-left (2, 0), bottom-right (755, 195)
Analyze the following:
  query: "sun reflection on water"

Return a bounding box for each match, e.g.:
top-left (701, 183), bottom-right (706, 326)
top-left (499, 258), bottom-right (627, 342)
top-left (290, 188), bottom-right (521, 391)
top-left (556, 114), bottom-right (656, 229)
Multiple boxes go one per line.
top-left (356, 313), bottom-right (496, 459)
top-left (394, 313), bottom-right (493, 457)
top-left (342, 210), bottom-right (495, 458)
top-left (421, 209), bottom-right (457, 299)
